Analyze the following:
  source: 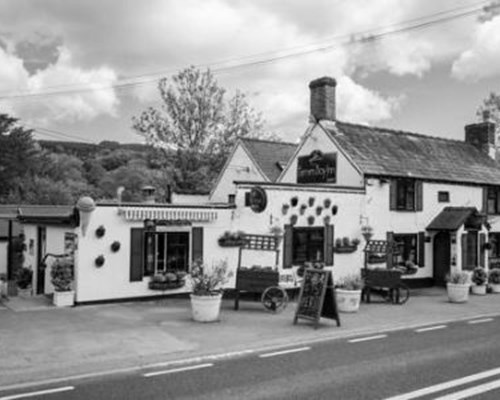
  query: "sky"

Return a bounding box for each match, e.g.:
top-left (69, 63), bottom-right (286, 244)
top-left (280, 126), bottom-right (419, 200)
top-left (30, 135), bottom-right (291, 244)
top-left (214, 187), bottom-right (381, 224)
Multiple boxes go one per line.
top-left (0, 0), bottom-right (499, 145)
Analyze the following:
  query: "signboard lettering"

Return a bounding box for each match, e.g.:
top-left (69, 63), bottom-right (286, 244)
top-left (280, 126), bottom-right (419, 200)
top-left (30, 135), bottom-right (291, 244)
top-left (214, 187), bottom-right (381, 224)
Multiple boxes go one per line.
top-left (297, 150), bottom-right (337, 184)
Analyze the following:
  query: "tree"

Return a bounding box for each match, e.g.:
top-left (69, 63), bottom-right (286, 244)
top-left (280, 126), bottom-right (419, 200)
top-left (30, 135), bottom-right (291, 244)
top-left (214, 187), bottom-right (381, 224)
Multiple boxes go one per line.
top-left (132, 66), bottom-right (274, 191)
top-left (0, 114), bottom-right (40, 201)
top-left (477, 92), bottom-right (500, 127)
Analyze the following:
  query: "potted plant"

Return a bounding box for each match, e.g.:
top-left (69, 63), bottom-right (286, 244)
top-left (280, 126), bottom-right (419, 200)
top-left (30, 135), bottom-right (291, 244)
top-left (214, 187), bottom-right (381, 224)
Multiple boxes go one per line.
top-left (50, 258), bottom-right (75, 307)
top-left (489, 268), bottom-right (500, 293)
top-left (471, 267), bottom-right (487, 295)
top-left (149, 270), bottom-right (186, 290)
top-left (189, 260), bottom-right (233, 322)
top-left (16, 267), bottom-right (33, 298)
top-left (446, 271), bottom-right (470, 303)
top-left (335, 274), bottom-right (364, 313)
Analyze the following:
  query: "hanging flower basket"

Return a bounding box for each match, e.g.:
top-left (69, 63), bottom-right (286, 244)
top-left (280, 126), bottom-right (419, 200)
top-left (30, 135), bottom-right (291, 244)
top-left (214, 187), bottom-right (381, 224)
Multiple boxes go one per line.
top-left (110, 241), bottom-right (121, 253)
top-left (290, 214), bottom-right (298, 225)
top-left (95, 225), bottom-right (106, 238)
top-left (290, 197), bottom-right (298, 207)
top-left (308, 197), bottom-right (315, 207)
top-left (300, 204), bottom-right (307, 215)
top-left (281, 204), bottom-right (290, 215)
top-left (323, 215), bottom-right (331, 225)
top-left (307, 215), bottom-right (315, 226)
top-left (95, 255), bottom-right (105, 268)
top-left (331, 205), bottom-right (338, 215)
top-left (324, 198), bottom-right (332, 208)
top-left (315, 206), bottom-right (323, 216)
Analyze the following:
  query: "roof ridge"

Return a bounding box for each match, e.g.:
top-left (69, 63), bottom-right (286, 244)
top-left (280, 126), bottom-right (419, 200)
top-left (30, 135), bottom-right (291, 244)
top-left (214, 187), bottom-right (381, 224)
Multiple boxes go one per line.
top-left (239, 136), bottom-right (297, 146)
top-left (336, 120), bottom-right (465, 144)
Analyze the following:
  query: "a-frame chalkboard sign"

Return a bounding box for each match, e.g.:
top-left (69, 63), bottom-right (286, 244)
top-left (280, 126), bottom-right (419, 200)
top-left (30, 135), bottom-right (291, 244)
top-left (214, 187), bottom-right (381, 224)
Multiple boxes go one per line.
top-left (293, 268), bottom-right (340, 329)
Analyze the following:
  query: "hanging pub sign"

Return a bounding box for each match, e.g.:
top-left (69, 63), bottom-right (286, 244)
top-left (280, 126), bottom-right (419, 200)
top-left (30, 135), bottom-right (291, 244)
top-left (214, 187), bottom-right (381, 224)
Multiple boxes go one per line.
top-left (297, 150), bottom-right (337, 184)
top-left (249, 186), bottom-right (267, 213)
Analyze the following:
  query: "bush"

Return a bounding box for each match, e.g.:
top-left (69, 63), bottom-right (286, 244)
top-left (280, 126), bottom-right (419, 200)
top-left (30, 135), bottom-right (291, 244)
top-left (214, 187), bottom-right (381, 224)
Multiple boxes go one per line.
top-left (190, 260), bottom-right (233, 296)
top-left (471, 267), bottom-right (487, 285)
top-left (50, 259), bottom-right (74, 292)
top-left (446, 271), bottom-right (469, 285)
top-left (16, 267), bottom-right (33, 289)
top-left (489, 268), bottom-right (500, 284)
top-left (336, 274), bottom-right (364, 291)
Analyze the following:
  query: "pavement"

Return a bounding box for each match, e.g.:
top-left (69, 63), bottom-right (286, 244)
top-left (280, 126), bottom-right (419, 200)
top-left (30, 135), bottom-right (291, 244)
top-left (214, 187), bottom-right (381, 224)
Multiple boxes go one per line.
top-left (0, 288), bottom-right (499, 389)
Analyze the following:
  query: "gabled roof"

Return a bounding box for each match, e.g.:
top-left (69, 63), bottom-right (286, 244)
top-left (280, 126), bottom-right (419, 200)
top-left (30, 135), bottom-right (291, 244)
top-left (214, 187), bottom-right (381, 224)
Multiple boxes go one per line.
top-left (323, 121), bottom-right (500, 186)
top-left (240, 138), bottom-right (297, 182)
top-left (426, 207), bottom-right (484, 231)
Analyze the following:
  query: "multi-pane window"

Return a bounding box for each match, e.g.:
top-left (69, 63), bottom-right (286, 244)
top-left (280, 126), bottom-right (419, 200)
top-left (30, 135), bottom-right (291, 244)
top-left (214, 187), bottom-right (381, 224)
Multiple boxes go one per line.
top-left (438, 191), bottom-right (450, 203)
top-left (144, 232), bottom-right (190, 275)
top-left (292, 227), bottom-right (325, 264)
top-left (396, 179), bottom-right (416, 211)
top-left (464, 231), bottom-right (478, 271)
top-left (393, 234), bottom-right (417, 266)
top-left (487, 187), bottom-right (500, 214)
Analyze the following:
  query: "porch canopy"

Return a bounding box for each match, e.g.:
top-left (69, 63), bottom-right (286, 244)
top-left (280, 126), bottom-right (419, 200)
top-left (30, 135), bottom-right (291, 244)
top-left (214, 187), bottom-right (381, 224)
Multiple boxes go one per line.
top-left (426, 207), bottom-right (486, 231)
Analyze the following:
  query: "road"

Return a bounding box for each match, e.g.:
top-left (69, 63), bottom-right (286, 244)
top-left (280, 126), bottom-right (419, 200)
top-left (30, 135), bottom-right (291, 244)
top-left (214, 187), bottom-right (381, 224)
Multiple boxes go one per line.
top-left (1, 316), bottom-right (500, 399)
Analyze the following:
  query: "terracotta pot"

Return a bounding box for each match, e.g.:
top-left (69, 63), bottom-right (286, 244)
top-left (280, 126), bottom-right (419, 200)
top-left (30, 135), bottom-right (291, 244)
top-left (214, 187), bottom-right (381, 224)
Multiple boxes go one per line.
top-left (190, 293), bottom-right (222, 322)
top-left (335, 289), bottom-right (362, 313)
top-left (447, 283), bottom-right (470, 303)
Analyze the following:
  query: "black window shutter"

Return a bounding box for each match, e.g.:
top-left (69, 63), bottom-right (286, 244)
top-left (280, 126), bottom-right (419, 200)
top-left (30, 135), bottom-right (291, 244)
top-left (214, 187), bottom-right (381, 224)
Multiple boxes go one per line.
top-left (389, 180), bottom-right (397, 210)
top-left (130, 228), bottom-right (144, 282)
top-left (418, 231), bottom-right (425, 267)
top-left (482, 187), bottom-right (488, 214)
top-left (386, 231), bottom-right (394, 269)
top-left (479, 233), bottom-right (486, 267)
top-left (283, 224), bottom-right (293, 269)
top-left (415, 181), bottom-right (423, 211)
top-left (324, 224), bottom-right (334, 266)
top-left (461, 234), bottom-right (467, 270)
top-left (244, 192), bottom-right (251, 207)
top-left (192, 227), bottom-right (204, 264)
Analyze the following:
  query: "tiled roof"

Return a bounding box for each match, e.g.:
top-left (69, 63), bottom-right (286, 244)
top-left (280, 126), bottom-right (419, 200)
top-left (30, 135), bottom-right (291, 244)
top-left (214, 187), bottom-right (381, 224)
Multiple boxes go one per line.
top-left (240, 138), bottom-right (297, 182)
top-left (328, 121), bottom-right (500, 186)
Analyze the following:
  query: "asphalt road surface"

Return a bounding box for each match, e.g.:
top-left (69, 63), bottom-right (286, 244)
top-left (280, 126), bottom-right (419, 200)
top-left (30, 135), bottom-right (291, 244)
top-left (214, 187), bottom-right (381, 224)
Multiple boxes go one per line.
top-left (2, 316), bottom-right (500, 400)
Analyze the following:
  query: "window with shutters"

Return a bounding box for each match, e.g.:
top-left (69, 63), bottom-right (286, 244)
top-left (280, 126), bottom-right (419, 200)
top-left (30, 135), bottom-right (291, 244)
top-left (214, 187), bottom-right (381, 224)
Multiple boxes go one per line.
top-left (393, 234), bottom-right (417, 267)
top-left (486, 187), bottom-right (500, 214)
top-left (464, 231), bottom-right (478, 271)
top-left (396, 179), bottom-right (416, 211)
top-left (144, 231), bottom-right (190, 275)
top-left (292, 227), bottom-right (325, 264)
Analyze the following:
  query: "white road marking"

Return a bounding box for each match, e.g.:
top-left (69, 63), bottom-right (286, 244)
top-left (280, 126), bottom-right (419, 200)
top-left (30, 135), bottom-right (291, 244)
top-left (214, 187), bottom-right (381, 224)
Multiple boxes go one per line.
top-left (384, 366), bottom-right (500, 400)
top-left (348, 334), bottom-right (387, 343)
top-left (144, 363), bottom-right (213, 378)
top-left (468, 318), bottom-right (493, 324)
top-left (259, 347), bottom-right (311, 358)
top-left (0, 386), bottom-right (74, 400)
top-left (433, 378), bottom-right (500, 399)
top-left (415, 325), bottom-right (447, 333)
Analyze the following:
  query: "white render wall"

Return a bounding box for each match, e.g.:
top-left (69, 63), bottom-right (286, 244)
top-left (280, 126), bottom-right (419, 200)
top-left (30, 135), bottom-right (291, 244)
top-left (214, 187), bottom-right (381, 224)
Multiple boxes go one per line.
top-left (74, 205), bottom-right (236, 302)
top-left (210, 144), bottom-right (266, 203)
top-left (233, 183), bottom-right (366, 282)
top-left (0, 241), bottom-right (7, 277)
top-left (364, 179), bottom-right (486, 277)
top-left (279, 124), bottom-right (364, 188)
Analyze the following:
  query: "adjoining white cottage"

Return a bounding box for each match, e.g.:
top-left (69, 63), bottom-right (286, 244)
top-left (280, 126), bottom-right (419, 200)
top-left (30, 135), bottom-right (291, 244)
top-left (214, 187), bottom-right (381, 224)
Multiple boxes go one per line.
top-left (8, 76), bottom-right (500, 304)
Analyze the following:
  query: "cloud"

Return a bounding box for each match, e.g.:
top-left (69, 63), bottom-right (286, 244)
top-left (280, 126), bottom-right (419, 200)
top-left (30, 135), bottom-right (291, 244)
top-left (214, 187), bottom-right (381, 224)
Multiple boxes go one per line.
top-left (451, 15), bottom-right (500, 81)
top-left (0, 46), bottom-right (119, 124)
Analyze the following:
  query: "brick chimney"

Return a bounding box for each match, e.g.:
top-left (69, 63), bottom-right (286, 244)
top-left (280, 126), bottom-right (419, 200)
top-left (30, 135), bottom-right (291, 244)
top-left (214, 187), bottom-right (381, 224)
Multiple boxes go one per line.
top-left (465, 110), bottom-right (496, 160)
top-left (141, 185), bottom-right (156, 204)
top-left (309, 77), bottom-right (337, 122)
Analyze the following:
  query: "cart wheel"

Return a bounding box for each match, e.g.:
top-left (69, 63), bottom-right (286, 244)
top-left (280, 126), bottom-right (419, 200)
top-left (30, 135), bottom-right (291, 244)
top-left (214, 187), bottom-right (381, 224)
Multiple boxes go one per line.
top-left (394, 283), bottom-right (410, 305)
top-left (261, 286), bottom-right (288, 313)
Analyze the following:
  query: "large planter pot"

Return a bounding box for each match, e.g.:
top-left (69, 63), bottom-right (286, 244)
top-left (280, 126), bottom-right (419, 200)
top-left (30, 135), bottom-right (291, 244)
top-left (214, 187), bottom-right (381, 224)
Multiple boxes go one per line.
top-left (190, 293), bottom-right (222, 322)
top-left (447, 283), bottom-right (470, 303)
top-left (0, 281), bottom-right (7, 298)
top-left (471, 284), bottom-right (487, 295)
top-left (53, 290), bottom-right (75, 307)
top-left (335, 289), bottom-right (362, 313)
top-left (490, 283), bottom-right (500, 294)
top-left (17, 287), bottom-right (32, 298)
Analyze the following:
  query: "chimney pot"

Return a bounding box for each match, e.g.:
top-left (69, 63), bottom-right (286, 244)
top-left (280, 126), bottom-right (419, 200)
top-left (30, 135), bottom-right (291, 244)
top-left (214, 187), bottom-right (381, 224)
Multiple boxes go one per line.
top-left (309, 77), bottom-right (337, 122)
top-left (465, 121), bottom-right (496, 160)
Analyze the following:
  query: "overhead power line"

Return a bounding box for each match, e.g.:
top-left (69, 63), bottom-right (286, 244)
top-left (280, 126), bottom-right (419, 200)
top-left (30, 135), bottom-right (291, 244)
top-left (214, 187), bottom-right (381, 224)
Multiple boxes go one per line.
top-left (0, 0), bottom-right (496, 102)
top-left (29, 125), bottom-right (96, 144)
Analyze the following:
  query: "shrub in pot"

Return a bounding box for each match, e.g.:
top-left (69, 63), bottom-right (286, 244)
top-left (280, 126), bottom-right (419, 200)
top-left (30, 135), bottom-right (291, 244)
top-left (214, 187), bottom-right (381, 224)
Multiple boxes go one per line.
top-left (189, 260), bottom-right (233, 322)
top-left (471, 267), bottom-right (487, 295)
top-left (335, 274), bottom-right (364, 313)
top-left (16, 267), bottom-right (33, 297)
top-left (50, 258), bottom-right (75, 307)
top-left (446, 271), bottom-right (470, 303)
top-left (489, 268), bottom-right (500, 293)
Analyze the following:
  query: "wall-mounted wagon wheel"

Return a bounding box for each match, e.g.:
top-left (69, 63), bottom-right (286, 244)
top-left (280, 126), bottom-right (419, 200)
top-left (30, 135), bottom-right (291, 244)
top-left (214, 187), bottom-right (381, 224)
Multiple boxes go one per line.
top-left (261, 286), bottom-right (288, 313)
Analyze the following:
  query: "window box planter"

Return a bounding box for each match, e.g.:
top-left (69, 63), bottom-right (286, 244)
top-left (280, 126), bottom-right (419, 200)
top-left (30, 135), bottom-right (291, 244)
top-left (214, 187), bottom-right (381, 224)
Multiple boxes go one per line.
top-left (218, 239), bottom-right (248, 247)
top-left (148, 281), bottom-right (185, 291)
top-left (334, 245), bottom-right (358, 254)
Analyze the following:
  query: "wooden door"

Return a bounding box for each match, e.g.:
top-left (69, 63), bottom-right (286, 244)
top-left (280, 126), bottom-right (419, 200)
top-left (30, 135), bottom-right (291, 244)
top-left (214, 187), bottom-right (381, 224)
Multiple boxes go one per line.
top-left (433, 231), bottom-right (450, 286)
